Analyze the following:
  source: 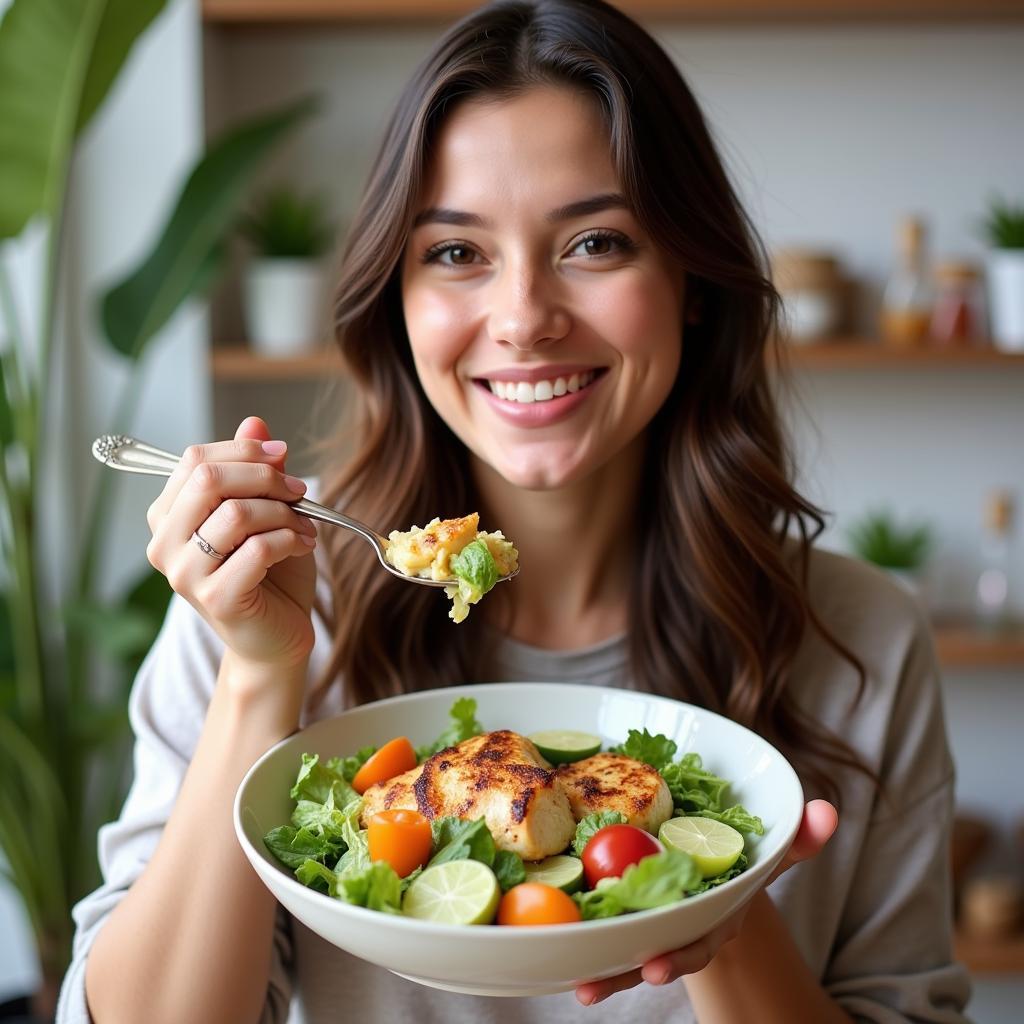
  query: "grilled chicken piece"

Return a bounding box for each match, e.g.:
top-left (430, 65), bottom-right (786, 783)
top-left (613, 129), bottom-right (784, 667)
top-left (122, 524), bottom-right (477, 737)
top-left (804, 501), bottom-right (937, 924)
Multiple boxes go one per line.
top-left (556, 752), bottom-right (674, 835)
top-left (360, 730), bottom-right (577, 861)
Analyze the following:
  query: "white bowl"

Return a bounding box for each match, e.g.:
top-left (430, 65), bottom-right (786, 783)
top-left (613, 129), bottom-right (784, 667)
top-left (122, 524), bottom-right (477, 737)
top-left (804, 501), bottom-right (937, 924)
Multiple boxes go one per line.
top-left (234, 682), bottom-right (803, 997)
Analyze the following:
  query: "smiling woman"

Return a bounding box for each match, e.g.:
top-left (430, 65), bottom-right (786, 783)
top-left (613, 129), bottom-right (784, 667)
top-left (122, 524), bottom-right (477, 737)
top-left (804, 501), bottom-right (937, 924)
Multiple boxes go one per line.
top-left (65, 2), bottom-right (969, 1024)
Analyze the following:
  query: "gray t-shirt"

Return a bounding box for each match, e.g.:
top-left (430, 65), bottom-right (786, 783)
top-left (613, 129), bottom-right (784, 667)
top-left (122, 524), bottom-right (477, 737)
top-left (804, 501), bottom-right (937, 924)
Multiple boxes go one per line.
top-left (56, 546), bottom-right (971, 1023)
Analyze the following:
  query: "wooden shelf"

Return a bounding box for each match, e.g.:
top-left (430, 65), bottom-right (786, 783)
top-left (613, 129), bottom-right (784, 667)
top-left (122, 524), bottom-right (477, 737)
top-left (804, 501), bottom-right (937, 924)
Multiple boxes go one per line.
top-left (202, 1), bottom-right (1024, 25)
top-left (211, 342), bottom-right (1024, 381)
top-left (955, 930), bottom-right (1024, 975)
top-left (933, 620), bottom-right (1024, 670)
top-left (781, 340), bottom-right (1024, 370)
top-left (211, 346), bottom-right (341, 380)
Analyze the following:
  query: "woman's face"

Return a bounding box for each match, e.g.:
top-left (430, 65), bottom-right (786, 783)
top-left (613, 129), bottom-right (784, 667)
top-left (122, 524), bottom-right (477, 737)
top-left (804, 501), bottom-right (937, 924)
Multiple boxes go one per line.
top-left (401, 85), bottom-right (684, 491)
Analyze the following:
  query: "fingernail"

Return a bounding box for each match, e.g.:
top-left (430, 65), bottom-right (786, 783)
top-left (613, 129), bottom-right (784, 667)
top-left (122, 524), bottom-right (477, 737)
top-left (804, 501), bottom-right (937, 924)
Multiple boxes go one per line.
top-left (262, 440), bottom-right (287, 456)
top-left (284, 474), bottom-right (307, 494)
top-left (300, 535), bottom-right (316, 547)
top-left (651, 968), bottom-right (670, 985)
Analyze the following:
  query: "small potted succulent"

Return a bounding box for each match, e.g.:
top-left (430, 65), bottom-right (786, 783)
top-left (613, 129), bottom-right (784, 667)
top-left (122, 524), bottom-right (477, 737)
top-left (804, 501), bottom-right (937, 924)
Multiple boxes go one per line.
top-left (846, 509), bottom-right (934, 599)
top-left (239, 184), bottom-right (335, 355)
top-left (981, 196), bottom-right (1024, 353)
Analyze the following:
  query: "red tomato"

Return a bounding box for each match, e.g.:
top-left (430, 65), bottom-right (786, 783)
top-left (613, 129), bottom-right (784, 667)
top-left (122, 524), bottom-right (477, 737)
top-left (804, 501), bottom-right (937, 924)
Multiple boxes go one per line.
top-left (580, 824), bottom-right (662, 888)
top-left (497, 883), bottom-right (582, 926)
top-left (351, 736), bottom-right (417, 794)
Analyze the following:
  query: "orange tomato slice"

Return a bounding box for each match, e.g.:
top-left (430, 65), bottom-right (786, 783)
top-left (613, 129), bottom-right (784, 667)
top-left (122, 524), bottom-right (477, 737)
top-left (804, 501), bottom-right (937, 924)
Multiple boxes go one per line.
top-left (367, 809), bottom-right (433, 878)
top-left (351, 736), bottom-right (417, 794)
top-left (496, 882), bottom-right (582, 926)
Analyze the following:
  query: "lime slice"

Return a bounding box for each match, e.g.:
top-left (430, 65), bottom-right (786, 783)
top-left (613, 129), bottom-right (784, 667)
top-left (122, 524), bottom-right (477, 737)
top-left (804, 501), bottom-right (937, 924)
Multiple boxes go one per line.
top-left (529, 729), bottom-right (602, 765)
top-left (402, 860), bottom-right (501, 925)
top-left (523, 855), bottom-right (585, 894)
top-left (658, 816), bottom-right (745, 879)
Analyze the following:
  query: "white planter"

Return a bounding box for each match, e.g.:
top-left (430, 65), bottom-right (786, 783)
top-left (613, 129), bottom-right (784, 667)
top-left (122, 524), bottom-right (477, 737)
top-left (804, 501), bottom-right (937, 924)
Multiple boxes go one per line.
top-left (986, 249), bottom-right (1024, 352)
top-left (243, 258), bottom-right (326, 356)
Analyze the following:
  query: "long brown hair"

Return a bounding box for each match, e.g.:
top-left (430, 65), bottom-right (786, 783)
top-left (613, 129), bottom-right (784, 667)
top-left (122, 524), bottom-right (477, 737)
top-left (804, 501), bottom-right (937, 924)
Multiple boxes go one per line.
top-left (312, 0), bottom-right (874, 805)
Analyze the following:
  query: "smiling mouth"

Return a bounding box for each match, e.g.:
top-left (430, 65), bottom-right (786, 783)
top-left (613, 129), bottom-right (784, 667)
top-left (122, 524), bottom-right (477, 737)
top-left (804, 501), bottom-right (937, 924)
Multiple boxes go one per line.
top-left (476, 368), bottom-right (606, 404)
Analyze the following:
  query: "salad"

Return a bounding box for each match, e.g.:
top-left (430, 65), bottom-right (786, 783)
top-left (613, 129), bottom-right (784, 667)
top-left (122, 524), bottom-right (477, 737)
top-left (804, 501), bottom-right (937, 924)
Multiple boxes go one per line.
top-left (263, 699), bottom-right (764, 926)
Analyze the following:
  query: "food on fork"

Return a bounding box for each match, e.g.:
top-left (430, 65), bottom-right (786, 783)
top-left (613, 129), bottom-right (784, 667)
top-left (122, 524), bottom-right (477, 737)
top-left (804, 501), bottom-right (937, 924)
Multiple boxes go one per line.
top-left (385, 513), bottom-right (518, 622)
top-left (360, 730), bottom-right (577, 861)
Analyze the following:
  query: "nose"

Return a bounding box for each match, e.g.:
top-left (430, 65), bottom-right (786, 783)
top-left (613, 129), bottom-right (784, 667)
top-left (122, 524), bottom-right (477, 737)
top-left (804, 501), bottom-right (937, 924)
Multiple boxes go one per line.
top-left (487, 259), bottom-right (571, 351)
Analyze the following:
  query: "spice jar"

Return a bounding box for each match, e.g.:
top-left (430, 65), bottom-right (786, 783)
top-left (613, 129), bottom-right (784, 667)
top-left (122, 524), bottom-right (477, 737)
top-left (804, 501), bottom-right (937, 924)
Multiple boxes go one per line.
top-left (930, 260), bottom-right (986, 346)
top-left (772, 248), bottom-right (845, 343)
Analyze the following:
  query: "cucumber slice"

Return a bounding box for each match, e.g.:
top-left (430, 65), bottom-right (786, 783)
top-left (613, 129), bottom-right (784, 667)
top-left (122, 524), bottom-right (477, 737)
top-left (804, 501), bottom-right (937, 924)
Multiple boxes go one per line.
top-left (402, 860), bottom-right (501, 925)
top-left (529, 729), bottom-right (602, 765)
top-left (523, 854), bottom-right (585, 894)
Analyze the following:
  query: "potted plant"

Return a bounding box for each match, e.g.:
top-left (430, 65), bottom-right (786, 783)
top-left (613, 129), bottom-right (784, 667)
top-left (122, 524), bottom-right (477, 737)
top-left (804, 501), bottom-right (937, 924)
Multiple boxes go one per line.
top-left (0, 2), bottom-right (314, 1017)
top-left (239, 185), bottom-right (335, 356)
top-left (846, 509), bottom-right (934, 599)
top-left (981, 196), bottom-right (1024, 352)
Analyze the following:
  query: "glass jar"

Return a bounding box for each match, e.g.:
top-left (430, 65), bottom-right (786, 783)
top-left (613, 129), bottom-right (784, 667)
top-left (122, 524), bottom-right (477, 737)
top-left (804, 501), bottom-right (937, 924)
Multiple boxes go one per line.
top-left (771, 248), bottom-right (845, 343)
top-left (930, 260), bottom-right (986, 346)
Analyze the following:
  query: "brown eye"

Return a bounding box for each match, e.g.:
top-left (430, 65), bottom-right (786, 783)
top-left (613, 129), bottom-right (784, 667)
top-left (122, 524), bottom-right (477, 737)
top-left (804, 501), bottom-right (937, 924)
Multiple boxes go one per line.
top-left (582, 236), bottom-right (612, 256)
top-left (447, 245), bottom-right (475, 265)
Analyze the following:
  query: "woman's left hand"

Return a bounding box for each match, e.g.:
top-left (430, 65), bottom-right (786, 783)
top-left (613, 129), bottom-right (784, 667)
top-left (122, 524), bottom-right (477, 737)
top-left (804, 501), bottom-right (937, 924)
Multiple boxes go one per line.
top-left (575, 799), bottom-right (839, 1006)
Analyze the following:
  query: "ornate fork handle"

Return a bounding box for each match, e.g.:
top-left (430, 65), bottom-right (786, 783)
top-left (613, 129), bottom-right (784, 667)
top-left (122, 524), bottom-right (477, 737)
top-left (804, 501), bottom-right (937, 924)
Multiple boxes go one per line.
top-left (90, 434), bottom-right (444, 585)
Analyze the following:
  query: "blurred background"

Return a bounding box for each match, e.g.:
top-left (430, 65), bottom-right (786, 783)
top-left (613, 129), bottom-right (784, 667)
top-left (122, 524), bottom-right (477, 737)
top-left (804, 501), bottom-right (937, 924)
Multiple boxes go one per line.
top-left (0, 1), bottom-right (1022, 1021)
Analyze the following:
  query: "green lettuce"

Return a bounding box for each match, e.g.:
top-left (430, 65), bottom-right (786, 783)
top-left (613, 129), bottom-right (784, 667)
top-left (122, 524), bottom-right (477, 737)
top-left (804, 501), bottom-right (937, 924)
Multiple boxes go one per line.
top-left (573, 847), bottom-right (702, 920)
top-left (611, 728), bottom-right (678, 772)
top-left (450, 540), bottom-right (498, 599)
top-left (416, 697), bottom-right (484, 762)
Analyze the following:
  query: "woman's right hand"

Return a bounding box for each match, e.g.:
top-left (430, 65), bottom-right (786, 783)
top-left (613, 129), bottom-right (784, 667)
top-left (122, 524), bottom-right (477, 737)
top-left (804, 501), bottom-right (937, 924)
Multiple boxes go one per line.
top-left (145, 416), bottom-right (319, 674)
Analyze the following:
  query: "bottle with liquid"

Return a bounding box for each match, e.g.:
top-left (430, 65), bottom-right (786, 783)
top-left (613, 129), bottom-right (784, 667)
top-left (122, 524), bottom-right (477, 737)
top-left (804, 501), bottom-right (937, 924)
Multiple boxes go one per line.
top-left (975, 489), bottom-right (1015, 630)
top-left (881, 216), bottom-right (933, 347)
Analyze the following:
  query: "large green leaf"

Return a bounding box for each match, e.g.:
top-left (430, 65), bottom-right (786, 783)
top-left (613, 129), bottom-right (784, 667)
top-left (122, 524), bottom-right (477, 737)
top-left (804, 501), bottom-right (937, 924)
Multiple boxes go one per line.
top-left (0, 0), bottom-right (168, 239)
top-left (101, 96), bottom-right (318, 362)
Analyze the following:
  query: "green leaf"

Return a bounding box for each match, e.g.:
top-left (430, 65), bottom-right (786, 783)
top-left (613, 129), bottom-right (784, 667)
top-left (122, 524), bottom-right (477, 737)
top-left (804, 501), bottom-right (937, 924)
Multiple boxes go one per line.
top-left (492, 849), bottom-right (526, 892)
top-left (326, 746), bottom-right (376, 784)
top-left (428, 816), bottom-right (496, 868)
top-left (0, 0), bottom-right (168, 239)
top-left (611, 728), bottom-right (678, 772)
top-left (692, 806), bottom-right (764, 836)
top-left (263, 825), bottom-right (340, 870)
top-left (416, 697), bottom-right (484, 762)
top-left (295, 858), bottom-right (338, 897)
top-left (661, 753), bottom-right (730, 813)
top-left (0, 355), bottom-right (13, 447)
top-left (572, 848), bottom-right (701, 920)
top-left (336, 861), bottom-right (403, 914)
top-left (100, 95), bottom-right (318, 361)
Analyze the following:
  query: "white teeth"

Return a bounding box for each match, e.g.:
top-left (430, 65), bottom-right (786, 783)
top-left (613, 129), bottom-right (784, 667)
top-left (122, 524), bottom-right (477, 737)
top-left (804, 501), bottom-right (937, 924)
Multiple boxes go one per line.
top-left (515, 381), bottom-right (535, 404)
top-left (486, 370), bottom-right (596, 403)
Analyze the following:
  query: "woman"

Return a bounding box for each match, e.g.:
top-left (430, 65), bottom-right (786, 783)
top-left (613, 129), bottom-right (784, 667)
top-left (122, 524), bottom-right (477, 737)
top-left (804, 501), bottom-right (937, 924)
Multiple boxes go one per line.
top-left (61, 1), bottom-right (970, 1021)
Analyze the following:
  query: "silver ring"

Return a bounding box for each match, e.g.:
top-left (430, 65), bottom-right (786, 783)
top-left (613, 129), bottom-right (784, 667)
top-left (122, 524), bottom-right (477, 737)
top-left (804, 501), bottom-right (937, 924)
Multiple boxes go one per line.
top-left (192, 530), bottom-right (225, 561)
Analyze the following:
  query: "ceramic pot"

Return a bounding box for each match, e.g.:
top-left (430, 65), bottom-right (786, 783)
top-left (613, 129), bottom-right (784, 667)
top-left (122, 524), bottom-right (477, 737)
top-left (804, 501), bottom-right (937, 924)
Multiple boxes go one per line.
top-left (243, 258), bottom-right (325, 356)
top-left (987, 249), bottom-right (1024, 352)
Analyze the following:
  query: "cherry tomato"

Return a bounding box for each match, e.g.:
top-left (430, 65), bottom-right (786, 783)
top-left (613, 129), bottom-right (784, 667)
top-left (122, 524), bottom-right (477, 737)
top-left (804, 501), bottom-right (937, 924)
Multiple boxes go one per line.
top-left (367, 809), bottom-right (433, 878)
top-left (497, 882), bottom-right (582, 926)
top-left (351, 736), bottom-right (417, 794)
top-left (580, 824), bottom-right (662, 888)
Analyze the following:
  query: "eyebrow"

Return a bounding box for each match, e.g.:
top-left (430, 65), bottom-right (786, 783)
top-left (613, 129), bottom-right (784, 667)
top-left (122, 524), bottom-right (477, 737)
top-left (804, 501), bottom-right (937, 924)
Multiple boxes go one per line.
top-left (411, 192), bottom-right (629, 229)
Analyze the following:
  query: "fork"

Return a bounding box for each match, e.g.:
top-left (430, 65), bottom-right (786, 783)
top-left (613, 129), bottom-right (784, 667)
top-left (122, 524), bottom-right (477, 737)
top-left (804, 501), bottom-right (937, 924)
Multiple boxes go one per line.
top-left (91, 434), bottom-right (517, 589)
